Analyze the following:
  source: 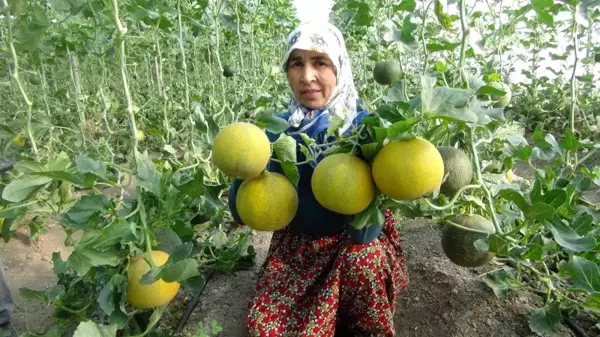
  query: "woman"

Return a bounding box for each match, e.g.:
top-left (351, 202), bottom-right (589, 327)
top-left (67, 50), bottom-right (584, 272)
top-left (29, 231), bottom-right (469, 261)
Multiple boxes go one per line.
top-left (228, 20), bottom-right (408, 337)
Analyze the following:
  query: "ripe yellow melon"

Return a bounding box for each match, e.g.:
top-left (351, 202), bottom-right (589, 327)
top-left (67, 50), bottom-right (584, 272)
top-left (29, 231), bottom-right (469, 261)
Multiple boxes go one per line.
top-left (11, 135), bottom-right (25, 147)
top-left (126, 250), bottom-right (180, 309)
top-left (311, 153), bottom-right (375, 215)
top-left (372, 137), bottom-right (444, 201)
top-left (506, 169), bottom-right (514, 183)
top-left (212, 122), bottom-right (271, 179)
top-left (236, 171), bottom-right (298, 231)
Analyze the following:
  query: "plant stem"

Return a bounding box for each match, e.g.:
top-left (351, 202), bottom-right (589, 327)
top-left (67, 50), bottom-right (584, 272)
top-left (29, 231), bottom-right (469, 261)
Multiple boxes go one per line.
top-left (3, 4), bottom-right (39, 161)
top-left (110, 0), bottom-right (154, 267)
top-left (444, 219), bottom-right (495, 235)
top-left (68, 48), bottom-right (86, 149)
top-left (568, 9), bottom-right (579, 167)
top-left (458, 0), bottom-right (469, 88)
top-left (421, 0), bottom-right (433, 74)
top-left (469, 128), bottom-right (502, 234)
top-left (424, 184), bottom-right (481, 210)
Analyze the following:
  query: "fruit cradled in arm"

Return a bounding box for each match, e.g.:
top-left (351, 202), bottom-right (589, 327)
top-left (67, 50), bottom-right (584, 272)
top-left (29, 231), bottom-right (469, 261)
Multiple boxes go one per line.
top-left (313, 111), bottom-right (384, 244)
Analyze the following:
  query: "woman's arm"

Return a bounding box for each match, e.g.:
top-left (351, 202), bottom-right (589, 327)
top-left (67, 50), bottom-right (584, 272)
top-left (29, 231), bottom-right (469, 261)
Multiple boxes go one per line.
top-left (346, 218), bottom-right (384, 245)
top-left (227, 179), bottom-right (245, 226)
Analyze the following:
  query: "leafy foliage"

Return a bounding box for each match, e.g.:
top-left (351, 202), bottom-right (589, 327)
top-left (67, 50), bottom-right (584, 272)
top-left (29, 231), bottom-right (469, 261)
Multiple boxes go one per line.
top-left (0, 0), bottom-right (599, 336)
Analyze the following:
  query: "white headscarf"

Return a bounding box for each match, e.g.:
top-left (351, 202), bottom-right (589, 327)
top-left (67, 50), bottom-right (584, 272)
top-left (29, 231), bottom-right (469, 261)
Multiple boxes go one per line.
top-left (282, 21), bottom-right (359, 135)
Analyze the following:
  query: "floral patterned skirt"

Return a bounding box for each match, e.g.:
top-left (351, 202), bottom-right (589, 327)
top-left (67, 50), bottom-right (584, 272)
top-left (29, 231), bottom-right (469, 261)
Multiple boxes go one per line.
top-left (246, 210), bottom-right (409, 337)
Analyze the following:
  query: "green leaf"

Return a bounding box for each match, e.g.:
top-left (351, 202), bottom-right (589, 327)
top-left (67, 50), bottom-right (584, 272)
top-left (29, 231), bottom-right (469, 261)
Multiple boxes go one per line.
top-left (542, 189), bottom-right (567, 209)
top-left (300, 133), bottom-right (315, 146)
top-left (2, 175), bottom-right (52, 202)
top-left (583, 293), bottom-right (600, 314)
top-left (272, 134), bottom-right (297, 163)
top-left (531, 178), bottom-right (543, 203)
top-left (572, 213), bottom-right (594, 236)
top-left (173, 170), bottom-right (206, 198)
top-left (166, 243), bottom-right (193, 264)
top-left (508, 144), bottom-right (533, 161)
top-left (352, 197), bottom-right (383, 230)
top-left (387, 118), bottom-right (418, 141)
top-left (523, 244), bottom-right (544, 260)
top-left (434, 0), bottom-right (453, 30)
top-left (97, 219), bottom-right (137, 248)
top-left (184, 274), bottom-right (207, 290)
top-left (394, 0), bottom-right (416, 11)
top-left (528, 302), bottom-right (561, 334)
top-left (97, 274), bottom-right (127, 316)
top-left (399, 15), bottom-right (418, 48)
top-left (67, 194), bottom-right (110, 225)
top-left (73, 321), bottom-right (118, 337)
top-left (13, 161), bottom-right (45, 173)
top-left (559, 129), bottom-right (580, 151)
top-left (476, 85), bottom-right (507, 97)
top-left (420, 76), bottom-right (503, 125)
top-left (76, 155), bottom-right (107, 179)
top-left (482, 268), bottom-right (511, 297)
top-left (427, 42), bottom-right (459, 52)
top-left (565, 256), bottom-right (600, 292)
top-left (137, 158), bottom-right (163, 196)
top-left (372, 127), bottom-right (388, 144)
top-left (212, 230), bottom-right (228, 249)
top-left (383, 81), bottom-right (408, 102)
top-left (498, 189), bottom-right (529, 212)
top-left (52, 252), bottom-right (69, 274)
top-left (360, 143), bottom-right (380, 162)
top-left (211, 320), bottom-right (224, 334)
top-left (256, 110), bottom-right (289, 134)
top-left (377, 103), bottom-right (408, 123)
top-left (68, 248), bottom-right (122, 276)
top-left (1, 217), bottom-right (17, 243)
top-left (158, 258), bottom-right (201, 283)
top-left (19, 287), bottom-right (58, 304)
top-left (155, 227), bottom-right (183, 254)
top-left (202, 114), bottom-right (221, 142)
top-left (547, 218), bottom-right (596, 253)
top-left (326, 116), bottom-right (345, 138)
top-left (434, 60), bottom-right (447, 72)
top-left (272, 134), bottom-right (300, 187)
top-left (525, 203), bottom-right (555, 222)
top-left (531, 0), bottom-right (555, 26)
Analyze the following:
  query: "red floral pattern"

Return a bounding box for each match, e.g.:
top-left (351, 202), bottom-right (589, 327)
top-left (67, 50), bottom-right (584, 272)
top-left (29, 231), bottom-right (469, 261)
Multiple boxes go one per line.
top-left (246, 210), bottom-right (408, 337)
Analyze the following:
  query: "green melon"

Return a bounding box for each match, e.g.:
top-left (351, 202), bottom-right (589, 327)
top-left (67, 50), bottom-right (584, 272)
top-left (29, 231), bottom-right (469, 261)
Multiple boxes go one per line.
top-left (373, 60), bottom-right (402, 86)
top-left (441, 214), bottom-right (496, 268)
top-left (488, 81), bottom-right (512, 109)
top-left (223, 65), bottom-right (236, 78)
top-left (437, 146), bottom-right (474, 196)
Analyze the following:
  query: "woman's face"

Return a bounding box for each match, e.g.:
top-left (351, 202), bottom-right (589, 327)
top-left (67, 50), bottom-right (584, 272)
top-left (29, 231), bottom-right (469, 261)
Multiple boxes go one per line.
top-left (286, 49), bottom-right (337, 110)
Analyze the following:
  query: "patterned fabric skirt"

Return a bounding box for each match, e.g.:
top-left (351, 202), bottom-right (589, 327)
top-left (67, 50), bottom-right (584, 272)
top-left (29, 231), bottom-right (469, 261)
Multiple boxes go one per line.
top-left (246, 210), bottom-right (409, 337)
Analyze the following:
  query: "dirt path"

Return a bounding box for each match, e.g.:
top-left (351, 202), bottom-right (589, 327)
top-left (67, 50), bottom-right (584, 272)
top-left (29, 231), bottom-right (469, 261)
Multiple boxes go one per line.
top-left (0, 223), bottom-right (71, 335)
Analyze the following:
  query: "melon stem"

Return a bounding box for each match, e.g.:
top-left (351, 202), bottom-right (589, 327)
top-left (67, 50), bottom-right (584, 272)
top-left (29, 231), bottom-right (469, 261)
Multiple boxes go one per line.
top-left (469, 128), bottom-right (503, 235)
top-left (424, 184), bottom-right (481, 210)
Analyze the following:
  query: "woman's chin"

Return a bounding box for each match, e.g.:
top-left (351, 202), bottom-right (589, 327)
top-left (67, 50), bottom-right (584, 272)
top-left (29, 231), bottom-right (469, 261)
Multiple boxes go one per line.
top-left (300, 100), bottom-right (326, 110)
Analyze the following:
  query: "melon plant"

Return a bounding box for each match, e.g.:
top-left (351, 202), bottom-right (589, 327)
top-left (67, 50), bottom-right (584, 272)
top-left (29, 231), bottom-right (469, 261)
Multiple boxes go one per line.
top-left (0, 0), bottom-right (598, 336)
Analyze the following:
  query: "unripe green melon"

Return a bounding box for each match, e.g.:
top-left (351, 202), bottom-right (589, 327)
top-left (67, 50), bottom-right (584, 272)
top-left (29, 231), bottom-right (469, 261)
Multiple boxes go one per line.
top-left (441, 214), bottom-right (496, 268)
